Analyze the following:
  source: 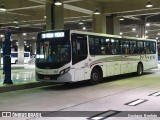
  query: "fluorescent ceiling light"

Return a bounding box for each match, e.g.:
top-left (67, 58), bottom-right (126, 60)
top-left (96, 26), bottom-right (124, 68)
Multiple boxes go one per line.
top-left (146, 23), bottom-right (150, 26)
top-left (54, 0), bottom-right (62, 5)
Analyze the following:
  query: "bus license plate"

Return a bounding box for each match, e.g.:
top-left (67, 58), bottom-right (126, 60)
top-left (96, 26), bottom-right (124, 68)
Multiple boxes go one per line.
top-left (44, 77), bottom-right (50, 80)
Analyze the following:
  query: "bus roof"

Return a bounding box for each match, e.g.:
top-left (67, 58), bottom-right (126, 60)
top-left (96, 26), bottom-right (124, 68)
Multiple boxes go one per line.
top-left (38, 29), bottom-right (156, 42)
top-left (70, 30), bottom-right (156, 42)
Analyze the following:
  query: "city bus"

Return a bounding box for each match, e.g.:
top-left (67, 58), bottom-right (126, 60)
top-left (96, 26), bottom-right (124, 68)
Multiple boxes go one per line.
top-left (1, 51), bottom-right (31, 64)
top-left (35, 30), bottom-right (158, 84)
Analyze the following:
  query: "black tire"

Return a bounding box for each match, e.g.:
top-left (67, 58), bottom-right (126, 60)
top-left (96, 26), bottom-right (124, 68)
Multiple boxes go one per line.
top-left (64, 82), bottom-right (72, 87)
top-left (90, 68), bottom-right (102, 85)
top-left (15, 60), bottom-right (18, 64)
top-left (137, 63), bottom-right (143, 76)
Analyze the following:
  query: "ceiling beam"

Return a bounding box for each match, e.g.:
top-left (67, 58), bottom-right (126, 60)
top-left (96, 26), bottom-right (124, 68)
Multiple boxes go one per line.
top-left (103, 0), bottom-right (160, 16)
top-left (64, 4), bottom-right (92, 14)
top-left (64, 0), bottom-right (84, 3)
top-left (4, 5), bottom-right (44, 12)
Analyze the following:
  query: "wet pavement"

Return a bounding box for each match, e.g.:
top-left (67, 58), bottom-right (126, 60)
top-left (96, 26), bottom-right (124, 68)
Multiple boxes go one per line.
top-left (0, 64), bottom-right (35, 86)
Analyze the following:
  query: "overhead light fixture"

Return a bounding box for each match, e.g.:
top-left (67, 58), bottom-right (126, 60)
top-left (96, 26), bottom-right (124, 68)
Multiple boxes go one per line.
top-left (13, 17), bottom-right (18, 24)
top-left (15, 24), bottom-right (20, 28)
top-left (132, 28), bottom-right (136, 31)
top-left (146, 23), bottom-right (150, 26)
top-left (0, 34), bottom-right (4, 38)
top-left (54, 0), bottom-right (62, 6)
top-left (119, 15), bottom-right (124, 21)
top-left (23, 33), bottom-right (27, 36)
top-left (156, 37), bottom-right (158, 39)
top-left (0, 4), bottom-right (6, 11)
top-left (120, 32), bottom-right (123, 35)
top-left (44, 16), bottom-right (46, 19)
top-left (94, 7), bottom-right (100, 15)
top-left (146, 0), bottom-right (153, 8)
top-left (82, 26), bottom-right (86, 30)
top-left (79, 19), bottom-right (83, 25)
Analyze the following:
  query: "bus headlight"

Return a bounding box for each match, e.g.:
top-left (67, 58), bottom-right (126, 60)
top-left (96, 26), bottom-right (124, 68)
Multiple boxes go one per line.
top-left (65, 67), bottom-right (70, 73)
top-left (59, 70), bottom-right (65, 75)
top-left (59, 67), bottom-right (70, 76)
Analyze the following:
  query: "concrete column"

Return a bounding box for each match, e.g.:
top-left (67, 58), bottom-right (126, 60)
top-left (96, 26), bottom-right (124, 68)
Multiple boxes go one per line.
top-left (106, 15), bottom-right (120, 35)
top-left (31, 42), bottom-right (36, 54)
top-left (92, 14), bottom-right (120, 35)
top-left (46, 1), bottom-right (64, 30)
top-left (113, 17), bottom-right (120, 35)
top-left (18, 34), bottom-right (24, 64)
top-left (92, 14), bottom-right (106, 33)
top-left (138, 24), bottom-right (145, 38)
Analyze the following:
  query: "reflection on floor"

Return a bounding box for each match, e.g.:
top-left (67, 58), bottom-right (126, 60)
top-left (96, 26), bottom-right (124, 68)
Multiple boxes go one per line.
top-left (0, 64), bottom-right (35, 86)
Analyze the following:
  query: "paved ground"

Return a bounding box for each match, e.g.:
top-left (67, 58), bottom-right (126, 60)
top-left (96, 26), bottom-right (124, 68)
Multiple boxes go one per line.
top-left (0, 66), bottom-right (160, 120)
top-left (0, 65), bottom-right (35, 85)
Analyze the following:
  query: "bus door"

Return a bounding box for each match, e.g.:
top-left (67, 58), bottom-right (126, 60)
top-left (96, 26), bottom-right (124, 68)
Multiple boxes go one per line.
top-left (71, 33), bottom-right (88, 81)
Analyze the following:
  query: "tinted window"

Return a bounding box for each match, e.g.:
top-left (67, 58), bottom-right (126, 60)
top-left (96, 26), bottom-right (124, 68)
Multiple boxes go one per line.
top-left (11, 53), bottom-right (18, 57)
top-left (111, 39), bottom-right (119, 54)
top-left (120, 40), bottom-right (129, 54)
top-left (130, 41), bottom-right (137, 53)
top-left (144, 41), bottom-right (150, 54)
top-left (24, 53), bottom-right (29, 57)
top-left (137, 41), bottom-right (144, 54)
top-left (150, 41), bottom-right (156, 54)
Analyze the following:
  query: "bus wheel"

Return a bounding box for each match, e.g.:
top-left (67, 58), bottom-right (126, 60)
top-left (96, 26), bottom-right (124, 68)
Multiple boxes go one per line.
top-left (90, 68), bottom-right (102, 85)
top-left (15, 60), bottom-right (18, 64)
top-left (137, 63), bottom-right (143, 76)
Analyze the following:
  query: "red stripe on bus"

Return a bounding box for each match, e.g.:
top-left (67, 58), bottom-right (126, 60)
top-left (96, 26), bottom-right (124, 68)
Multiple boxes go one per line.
top-left (90, 62), bottom-right (105, 68)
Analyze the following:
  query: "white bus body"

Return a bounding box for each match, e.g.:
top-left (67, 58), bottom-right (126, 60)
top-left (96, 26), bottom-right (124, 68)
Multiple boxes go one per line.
top-left (36, 30), bottom-right (158, 84)
top-left (1, 52), bottom-right (31, 64)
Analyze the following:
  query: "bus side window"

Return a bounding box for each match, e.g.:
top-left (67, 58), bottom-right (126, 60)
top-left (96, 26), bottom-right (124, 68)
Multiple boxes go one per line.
top-left (150, 42), bottom-right (156, 54)
top-left (111, 39), bottom-right (119, 55)
top-left (144, 41), bottom-right (150, 54)
top-left (137, 41), bottom-right (144, 54)
top-left (89, 36), bottom-right (95, 55)
top-left (130, 41), bottom-right (137, 54)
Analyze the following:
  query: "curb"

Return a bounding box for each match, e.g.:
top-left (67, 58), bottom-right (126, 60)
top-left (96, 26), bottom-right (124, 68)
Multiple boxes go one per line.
top-left (0, 82), bottom-right (57, 93)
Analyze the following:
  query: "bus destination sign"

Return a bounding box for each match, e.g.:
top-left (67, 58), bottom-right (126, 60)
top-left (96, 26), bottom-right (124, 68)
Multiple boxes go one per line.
top-left (41, 32), bottom-right (64, 39)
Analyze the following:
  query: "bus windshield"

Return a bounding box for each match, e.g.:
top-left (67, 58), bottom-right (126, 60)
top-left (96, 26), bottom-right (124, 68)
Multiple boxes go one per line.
top-left (36, 38), bottom-right (71, 66)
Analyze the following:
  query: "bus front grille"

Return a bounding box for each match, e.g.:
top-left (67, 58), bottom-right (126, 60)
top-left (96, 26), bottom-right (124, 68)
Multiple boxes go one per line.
top-left (37, 73), bottom-right (59, 80)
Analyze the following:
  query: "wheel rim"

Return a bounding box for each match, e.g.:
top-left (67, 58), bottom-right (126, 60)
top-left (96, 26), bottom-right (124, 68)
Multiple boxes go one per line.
top-left (92, 73), bottom-right (99, 81)
top-left (138, 65), bottom-right (142, 74)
